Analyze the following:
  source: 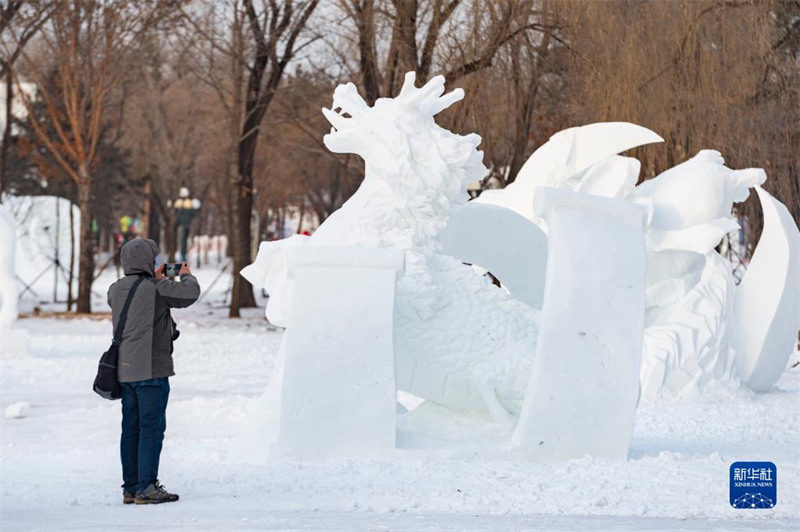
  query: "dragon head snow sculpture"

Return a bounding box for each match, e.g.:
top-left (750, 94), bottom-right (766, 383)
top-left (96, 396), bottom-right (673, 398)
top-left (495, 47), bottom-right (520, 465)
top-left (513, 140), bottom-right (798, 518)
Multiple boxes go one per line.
top-left (322, 72), bottom-right (488, 205)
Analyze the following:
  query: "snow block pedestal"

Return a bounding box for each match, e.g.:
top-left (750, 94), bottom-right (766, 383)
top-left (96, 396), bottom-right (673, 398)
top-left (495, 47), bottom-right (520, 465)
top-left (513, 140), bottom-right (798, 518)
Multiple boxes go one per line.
top-left (273, 246), bottom-right (404, 459)
top-left (511, 188), bottom-right (647, 460)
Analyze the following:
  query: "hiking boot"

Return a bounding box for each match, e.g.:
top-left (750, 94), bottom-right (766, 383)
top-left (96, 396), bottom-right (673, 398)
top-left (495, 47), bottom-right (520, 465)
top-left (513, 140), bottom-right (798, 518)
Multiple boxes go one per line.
top-left (134, 481), bottom-right (179, 504)
top-left (123, 489), bottom-right (136, 505)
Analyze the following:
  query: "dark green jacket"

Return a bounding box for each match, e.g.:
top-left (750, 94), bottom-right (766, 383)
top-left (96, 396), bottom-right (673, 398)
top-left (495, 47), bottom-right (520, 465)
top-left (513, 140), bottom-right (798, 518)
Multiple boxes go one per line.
top-left (108, 239), bottom-right (200, 383)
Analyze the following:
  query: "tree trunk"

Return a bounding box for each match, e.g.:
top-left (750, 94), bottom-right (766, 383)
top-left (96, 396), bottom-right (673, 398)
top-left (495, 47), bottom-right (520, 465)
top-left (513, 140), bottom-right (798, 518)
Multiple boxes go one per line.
top-left (229, 170), bottom-right (257, 317)
top-left (229, 70), bottom-right (264, 315)
top-left (148, 198), bottom-right (160, 242)
top-left (356, 0), bottom-right (380, 104)
top-left (141, 178), bottom-right (151, 239)
top-left (0, 66), bottom-right (11, 197)
top-left (236, 185), bottom-right (256, 302)
top-left (228, 147), bottom-right (244, 317)
top-left (163, 210), bottom-right (176, 262)
top-left (76, 178), bottom-right (94, 313)
top-left (508, 93), bottom-right (536, 184)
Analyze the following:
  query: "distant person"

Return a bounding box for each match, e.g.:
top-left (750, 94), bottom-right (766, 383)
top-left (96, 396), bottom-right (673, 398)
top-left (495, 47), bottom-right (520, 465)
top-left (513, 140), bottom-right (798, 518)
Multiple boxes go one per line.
top-left (107, 238), bottom-right (200, 505)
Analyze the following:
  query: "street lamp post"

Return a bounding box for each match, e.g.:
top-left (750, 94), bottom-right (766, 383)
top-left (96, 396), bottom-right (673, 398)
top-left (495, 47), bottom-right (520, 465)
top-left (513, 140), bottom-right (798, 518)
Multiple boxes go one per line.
top-left (170, 187), bottom-right (201, 262)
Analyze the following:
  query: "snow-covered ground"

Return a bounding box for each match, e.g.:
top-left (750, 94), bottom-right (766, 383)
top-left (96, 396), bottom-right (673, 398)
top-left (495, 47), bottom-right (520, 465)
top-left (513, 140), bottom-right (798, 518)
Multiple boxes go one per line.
top-left (1, 266), bottom-right (798, 531)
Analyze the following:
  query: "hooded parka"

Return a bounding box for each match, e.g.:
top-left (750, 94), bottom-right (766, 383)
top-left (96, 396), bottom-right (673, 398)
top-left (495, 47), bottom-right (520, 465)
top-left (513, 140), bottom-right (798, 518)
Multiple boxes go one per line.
top-left (108, 238), bottom-right (201, 383)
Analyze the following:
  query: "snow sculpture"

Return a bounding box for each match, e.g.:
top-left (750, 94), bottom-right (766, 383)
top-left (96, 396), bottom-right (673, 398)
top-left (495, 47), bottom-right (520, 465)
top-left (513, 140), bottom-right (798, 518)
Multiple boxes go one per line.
top-left (2, 196), bottom-right (80, 305)
top-left (0, 202), bottom-right (19, 327)
top-left (243, 235), bottom-right (309, 327)
top-left (0, 201), bottom-right (29, 360)
top-left (242, 72), bottom-right (800, 462)
top-left (639, 250), bottom-right (738, 399)
top-left (631, 150), bottom-right (766, 399)
top-left (512, 188), bottom-right (646, 460)
top-left (495, 124), bottom-right (798, 400)
top-left (630, 150), bottom-right (765, 254)
top-left (733, 187), bottom-right (800, 392)
top-left (274, 247), bottom-right (404, 458)
top-left (475, 122), bottom-right (664, 221)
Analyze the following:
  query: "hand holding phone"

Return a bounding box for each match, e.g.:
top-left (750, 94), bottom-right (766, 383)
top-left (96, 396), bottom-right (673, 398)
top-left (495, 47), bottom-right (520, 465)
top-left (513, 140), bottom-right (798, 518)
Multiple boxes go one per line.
top-left (164, 263), bottom-right (182, 277)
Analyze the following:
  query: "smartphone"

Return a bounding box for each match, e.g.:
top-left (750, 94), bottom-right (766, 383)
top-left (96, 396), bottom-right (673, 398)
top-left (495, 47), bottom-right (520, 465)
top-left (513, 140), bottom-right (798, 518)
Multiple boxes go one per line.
top-left (164, 263), bottom-right (182, 277)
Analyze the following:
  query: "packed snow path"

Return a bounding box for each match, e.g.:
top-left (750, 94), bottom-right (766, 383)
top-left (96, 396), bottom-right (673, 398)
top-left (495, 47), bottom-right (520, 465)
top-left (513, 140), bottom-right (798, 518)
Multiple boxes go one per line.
top-left (1, 277), bottom-right (797, 530)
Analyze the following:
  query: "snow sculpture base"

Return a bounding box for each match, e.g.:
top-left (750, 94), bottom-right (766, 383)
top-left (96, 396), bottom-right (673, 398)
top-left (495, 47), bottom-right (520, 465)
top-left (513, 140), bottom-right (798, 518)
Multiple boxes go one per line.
top-left (511, 188), bottom-right (647, 460)
top-left (273, 246), bottom-right (404, 459)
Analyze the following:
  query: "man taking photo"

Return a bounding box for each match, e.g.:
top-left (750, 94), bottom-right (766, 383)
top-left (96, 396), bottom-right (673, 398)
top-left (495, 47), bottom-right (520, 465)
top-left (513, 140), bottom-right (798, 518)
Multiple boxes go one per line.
top-left (107, 238), bottom-right (201, 505)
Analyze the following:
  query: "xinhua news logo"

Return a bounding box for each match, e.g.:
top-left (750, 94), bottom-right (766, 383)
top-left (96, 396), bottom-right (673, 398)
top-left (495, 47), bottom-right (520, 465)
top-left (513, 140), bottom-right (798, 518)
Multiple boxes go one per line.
top-left (730, 461), bottom-right (777, 509)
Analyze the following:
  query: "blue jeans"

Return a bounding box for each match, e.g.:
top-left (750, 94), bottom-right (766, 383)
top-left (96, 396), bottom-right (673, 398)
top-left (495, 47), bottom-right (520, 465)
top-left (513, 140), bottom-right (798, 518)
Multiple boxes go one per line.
top-left (120, 377), bottom-right (170, 493)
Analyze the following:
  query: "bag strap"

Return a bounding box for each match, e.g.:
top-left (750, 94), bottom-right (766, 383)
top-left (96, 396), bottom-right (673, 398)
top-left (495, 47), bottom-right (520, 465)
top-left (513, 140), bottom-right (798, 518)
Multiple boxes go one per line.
top-left (112, 275), bottom-right (147, 346)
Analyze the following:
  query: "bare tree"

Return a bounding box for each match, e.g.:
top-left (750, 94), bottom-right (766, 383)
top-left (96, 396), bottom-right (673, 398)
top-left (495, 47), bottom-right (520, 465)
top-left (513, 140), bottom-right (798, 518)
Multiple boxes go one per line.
top-left (555, 0), bottom-right (799, 247)
top-left (0, 1), bottom-right (54, 77)
top-left (335, 0), bottom-right (557, 104)
top-left (120, 31), bottom-right (225, 261)
top-left (1, 1), bottom-right (53, 197)
top-left (180, 0), bottom-right (319, 317)
top-left (4, 0), bottom-right (172, 312)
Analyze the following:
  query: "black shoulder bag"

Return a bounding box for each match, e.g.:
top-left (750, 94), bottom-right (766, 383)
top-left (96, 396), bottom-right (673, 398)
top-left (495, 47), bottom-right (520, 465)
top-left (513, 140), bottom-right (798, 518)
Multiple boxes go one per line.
top-left (93, 275), bottom-right (146, 400)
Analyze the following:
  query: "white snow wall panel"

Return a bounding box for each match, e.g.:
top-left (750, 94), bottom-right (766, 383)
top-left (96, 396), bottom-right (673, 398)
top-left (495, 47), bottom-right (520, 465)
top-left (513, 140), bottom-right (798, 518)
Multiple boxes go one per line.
top-left (511, 188), bottom-right (647, 460)
top-left (274, 246), bottom-right (404, 458)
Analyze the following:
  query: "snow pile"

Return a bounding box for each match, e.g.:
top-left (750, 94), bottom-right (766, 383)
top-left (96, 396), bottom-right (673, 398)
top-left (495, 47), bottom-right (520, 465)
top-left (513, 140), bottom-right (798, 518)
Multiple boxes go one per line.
top-left (4, 401), bottom-right (30, 419)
